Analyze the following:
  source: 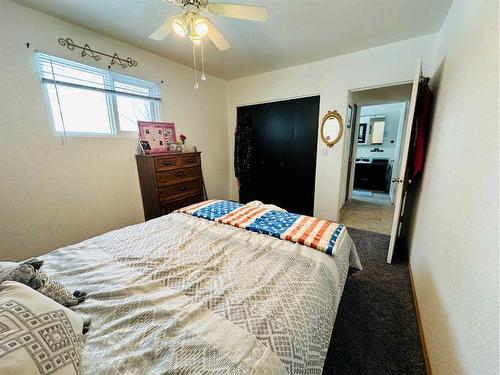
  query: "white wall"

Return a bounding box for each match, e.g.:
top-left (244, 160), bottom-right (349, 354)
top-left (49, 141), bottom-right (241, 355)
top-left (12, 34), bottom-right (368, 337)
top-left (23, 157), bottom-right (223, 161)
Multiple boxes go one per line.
top-left (0, 0), bottom-right (229, 260)
top-left (408, 0), bottom-right (499, 374)
top-left (227, 35), bottom-right (436, 221)
top-left (357, 102), bottom-right (407, 159)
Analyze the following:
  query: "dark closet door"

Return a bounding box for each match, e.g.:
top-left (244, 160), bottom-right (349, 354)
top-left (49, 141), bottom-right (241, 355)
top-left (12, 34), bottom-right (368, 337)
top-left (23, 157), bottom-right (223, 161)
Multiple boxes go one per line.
top-left (237, 96), bottom-right (319, 215)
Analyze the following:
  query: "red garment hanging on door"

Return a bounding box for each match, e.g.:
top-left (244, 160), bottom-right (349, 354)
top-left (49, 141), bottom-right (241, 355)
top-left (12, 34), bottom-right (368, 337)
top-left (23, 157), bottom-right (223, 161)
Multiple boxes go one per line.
top-left (411, 82), bottom-right (433, 179)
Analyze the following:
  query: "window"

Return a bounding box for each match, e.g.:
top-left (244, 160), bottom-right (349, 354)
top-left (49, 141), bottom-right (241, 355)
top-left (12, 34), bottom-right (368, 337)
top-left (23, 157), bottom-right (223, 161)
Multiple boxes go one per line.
top-left (36, 53), bottom-right (160, 135)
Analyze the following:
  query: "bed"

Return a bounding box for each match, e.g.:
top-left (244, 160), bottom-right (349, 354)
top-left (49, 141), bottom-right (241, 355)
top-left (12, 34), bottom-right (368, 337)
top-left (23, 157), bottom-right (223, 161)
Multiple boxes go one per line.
top-left (38, 203), bottom-right (362, 374)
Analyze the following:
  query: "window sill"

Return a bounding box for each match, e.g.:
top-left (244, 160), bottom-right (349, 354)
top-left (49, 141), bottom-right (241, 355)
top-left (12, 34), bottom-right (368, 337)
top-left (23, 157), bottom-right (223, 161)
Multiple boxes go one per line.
top-left (53, 131), bottom-right (139, 139)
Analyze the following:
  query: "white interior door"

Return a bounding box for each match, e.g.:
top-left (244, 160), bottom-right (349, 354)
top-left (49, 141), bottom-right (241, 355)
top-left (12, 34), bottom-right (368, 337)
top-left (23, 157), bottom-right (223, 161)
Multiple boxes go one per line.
top-left (386, 60), bottom-right (422, 263)
top-left (389, 103), bottom-right (409, 204)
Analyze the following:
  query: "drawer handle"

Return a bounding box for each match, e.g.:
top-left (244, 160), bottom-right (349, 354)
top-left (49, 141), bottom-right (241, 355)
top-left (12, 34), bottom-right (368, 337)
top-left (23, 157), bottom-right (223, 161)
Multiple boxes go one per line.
top-left (185, 158), bottom-right (195, 163)
top-left (175, 172), bottom-right (187, 177)
top-left (177, 186), bottom-right (188, 192)
top-left (162, 161), bottom-right (174, 166)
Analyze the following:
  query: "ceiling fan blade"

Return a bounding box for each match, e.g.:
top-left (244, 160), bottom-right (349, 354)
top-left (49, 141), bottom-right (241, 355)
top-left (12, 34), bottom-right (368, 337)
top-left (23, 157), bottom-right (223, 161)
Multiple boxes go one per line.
top-left (206, 20), bottom-right (231, 51)
top-left (207, 3), bottom-right (268, 22)
top-left (149, 15), bottom-right (176, 40)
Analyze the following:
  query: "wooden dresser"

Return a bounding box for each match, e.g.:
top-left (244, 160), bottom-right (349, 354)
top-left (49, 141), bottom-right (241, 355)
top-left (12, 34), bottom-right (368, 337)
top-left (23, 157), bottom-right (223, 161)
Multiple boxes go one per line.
top-left (135, 152), bottom-right (205, 220)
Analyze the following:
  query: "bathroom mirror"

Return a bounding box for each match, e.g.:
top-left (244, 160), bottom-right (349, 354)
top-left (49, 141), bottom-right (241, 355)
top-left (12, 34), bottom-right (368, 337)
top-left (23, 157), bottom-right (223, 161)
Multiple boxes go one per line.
top-left (320, 110), bottom-right (343, 148)
top-left (371, 120), bottom-right (385, 144)
top-left (358, 115), bottom-right (386, 145)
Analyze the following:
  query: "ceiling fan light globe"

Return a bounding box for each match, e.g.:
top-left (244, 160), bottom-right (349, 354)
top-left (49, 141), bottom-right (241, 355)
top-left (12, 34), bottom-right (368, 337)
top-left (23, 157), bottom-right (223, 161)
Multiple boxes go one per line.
top-left (194, 18), bottom-right (208, 36)
top-left (172, 18), bottom-right (187, 36)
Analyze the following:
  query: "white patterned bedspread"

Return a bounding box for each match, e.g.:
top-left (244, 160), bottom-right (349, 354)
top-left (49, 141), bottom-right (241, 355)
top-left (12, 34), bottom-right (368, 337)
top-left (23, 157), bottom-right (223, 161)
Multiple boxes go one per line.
top-left (39, 212), bottom-right (362, 374)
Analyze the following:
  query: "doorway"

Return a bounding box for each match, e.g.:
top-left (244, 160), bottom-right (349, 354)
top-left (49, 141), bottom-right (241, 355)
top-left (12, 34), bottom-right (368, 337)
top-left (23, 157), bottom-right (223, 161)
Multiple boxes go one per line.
top-left (340, 83), bottom-right (412, 235)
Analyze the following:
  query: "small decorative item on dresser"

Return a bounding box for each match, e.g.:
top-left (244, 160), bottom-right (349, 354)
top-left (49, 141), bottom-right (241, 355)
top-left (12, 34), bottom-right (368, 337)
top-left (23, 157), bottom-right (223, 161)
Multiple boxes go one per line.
top-left (168, 142), bottom-right (183, 153)
top-left (135, 152), bottom-right (206, 220)
top-left (179, 134), bottom-right (187, 152)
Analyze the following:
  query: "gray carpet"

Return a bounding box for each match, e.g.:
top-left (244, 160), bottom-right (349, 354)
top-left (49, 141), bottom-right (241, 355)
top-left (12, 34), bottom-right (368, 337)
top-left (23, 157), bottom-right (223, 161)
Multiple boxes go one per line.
top-left (323, 228), bottom-right (426, 375)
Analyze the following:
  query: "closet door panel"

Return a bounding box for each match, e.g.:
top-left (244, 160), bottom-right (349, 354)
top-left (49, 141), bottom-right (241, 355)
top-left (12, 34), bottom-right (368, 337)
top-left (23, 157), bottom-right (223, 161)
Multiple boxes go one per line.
top-left (262, 103), bottom-right (295, 208)
top-left (291, 96), bottom-right (320, 215)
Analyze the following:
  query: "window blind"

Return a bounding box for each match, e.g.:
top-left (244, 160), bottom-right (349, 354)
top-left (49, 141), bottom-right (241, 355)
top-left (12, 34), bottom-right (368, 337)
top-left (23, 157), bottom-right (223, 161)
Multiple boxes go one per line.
top-left (36, 52), bottom-right (161, 101)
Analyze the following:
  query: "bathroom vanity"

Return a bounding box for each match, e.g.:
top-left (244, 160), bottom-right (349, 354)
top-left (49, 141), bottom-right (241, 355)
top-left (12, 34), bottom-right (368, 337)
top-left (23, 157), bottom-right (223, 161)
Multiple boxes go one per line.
top-left (353, 158), bottom-right (392, 192)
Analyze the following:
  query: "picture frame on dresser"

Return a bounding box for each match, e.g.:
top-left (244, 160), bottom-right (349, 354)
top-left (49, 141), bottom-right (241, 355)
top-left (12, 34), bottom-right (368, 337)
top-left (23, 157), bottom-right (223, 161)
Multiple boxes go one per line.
top-left (135, 152), bottom-right (206, 220)
top-left (138, 121), bottom-right (176, 154)
top-left (139, 140), bottom-right (152, 155)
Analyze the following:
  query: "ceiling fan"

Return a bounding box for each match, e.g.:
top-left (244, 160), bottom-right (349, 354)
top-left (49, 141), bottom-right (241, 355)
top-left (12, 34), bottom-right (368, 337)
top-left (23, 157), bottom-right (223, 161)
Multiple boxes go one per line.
top-left (149, 0), bottom-right (268, 51)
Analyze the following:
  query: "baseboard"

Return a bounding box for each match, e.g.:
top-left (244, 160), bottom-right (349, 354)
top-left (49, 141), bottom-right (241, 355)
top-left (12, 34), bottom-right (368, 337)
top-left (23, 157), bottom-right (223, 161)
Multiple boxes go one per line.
top-left (408, 262), bottom-right (432, 375)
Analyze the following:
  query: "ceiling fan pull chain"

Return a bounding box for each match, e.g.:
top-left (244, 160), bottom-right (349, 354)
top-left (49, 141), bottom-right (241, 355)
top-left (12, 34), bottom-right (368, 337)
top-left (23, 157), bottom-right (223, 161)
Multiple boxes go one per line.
top-left (200, 40), bottom-right (206, 81)
top-left (192, 41), bottom-right (199, 89)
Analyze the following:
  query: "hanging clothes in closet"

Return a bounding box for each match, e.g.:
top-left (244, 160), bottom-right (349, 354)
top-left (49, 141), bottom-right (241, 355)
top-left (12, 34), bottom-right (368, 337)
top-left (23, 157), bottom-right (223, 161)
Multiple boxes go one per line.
top-left (234, 112), bottom-right (255, 203)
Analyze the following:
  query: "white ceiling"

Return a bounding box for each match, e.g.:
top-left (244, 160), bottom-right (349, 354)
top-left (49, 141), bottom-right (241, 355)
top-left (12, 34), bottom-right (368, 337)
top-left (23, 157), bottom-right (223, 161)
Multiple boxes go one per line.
top-left (12, 0), bottom-right (452, 80)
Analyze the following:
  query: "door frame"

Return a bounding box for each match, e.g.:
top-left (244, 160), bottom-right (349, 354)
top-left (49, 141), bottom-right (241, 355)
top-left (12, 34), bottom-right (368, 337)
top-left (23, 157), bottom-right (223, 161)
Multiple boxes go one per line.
top-left (344, 103), bottom-right (358, 202)
top-left (341, 70), bottom-right (421, 263)
top-left (345, 80), bottom-right (413, 203)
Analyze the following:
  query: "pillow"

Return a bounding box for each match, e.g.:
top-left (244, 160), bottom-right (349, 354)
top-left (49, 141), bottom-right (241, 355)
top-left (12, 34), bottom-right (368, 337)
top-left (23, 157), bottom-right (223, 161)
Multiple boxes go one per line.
top-left (244, 200), bottom-right (287, 212)
top-left (35, 270), bottom-right (86, 308)
top-left (0, 281), bottom-right (84, 375)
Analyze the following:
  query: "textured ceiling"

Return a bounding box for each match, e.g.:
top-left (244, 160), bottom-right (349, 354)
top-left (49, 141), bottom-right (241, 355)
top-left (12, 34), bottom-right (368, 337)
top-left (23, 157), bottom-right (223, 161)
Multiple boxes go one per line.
top-left (12, 0), bottom-right (452, 80)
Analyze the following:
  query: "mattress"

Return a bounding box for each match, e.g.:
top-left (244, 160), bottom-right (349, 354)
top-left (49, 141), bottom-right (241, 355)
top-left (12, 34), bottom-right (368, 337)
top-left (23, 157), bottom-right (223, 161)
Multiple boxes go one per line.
top-left (39, 212), bottom-right (362, 374)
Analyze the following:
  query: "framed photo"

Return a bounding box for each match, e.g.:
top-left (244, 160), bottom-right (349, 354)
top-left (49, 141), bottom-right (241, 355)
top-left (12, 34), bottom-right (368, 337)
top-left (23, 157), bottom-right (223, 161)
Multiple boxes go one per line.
top-left (358, 123), bottom-right (367, 144)
top-left (138, 122), bottom-right (176, 154)
top-left (346, 105), bottom-right (353, 129)
top-left (139, 140), bottom-right (152, 155)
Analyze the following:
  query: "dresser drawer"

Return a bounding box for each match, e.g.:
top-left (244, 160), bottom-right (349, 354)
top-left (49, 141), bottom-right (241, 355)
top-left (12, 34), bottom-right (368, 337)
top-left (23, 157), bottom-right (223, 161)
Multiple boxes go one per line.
top-left (155, 156), bottom-right (180, 171)
top-left (159, 180), bottom-right (203, 202)
top-left (161, 194), bottom-right (204, 215)
top-left (157, 166), bottom-right (202, 187)
top-left (181, 154), bottom-right (200, 167)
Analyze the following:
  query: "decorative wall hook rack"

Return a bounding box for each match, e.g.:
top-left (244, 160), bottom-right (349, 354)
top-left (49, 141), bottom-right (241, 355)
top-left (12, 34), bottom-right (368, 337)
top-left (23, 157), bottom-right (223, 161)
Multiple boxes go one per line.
top-left (58, 37), bottom-right (138, 68)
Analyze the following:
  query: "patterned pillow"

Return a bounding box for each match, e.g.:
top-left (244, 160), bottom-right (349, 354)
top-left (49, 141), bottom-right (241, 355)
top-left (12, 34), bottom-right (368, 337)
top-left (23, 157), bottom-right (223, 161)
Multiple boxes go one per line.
top-left (35, 270), bottom-right (86, 308)
top-left (0, 281), bottom-right (84, 375)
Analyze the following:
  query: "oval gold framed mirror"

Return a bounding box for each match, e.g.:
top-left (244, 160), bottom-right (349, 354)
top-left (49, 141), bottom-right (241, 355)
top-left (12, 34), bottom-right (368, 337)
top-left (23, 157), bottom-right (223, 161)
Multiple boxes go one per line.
top-left (320, 110), bottom-right (343, 148)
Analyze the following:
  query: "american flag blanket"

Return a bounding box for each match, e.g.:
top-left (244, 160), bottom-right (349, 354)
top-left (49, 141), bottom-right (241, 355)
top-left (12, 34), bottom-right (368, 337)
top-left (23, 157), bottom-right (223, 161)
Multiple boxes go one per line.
top-left (176, 200), bottom-right (347, 256)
